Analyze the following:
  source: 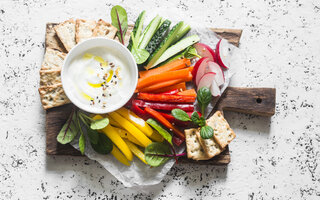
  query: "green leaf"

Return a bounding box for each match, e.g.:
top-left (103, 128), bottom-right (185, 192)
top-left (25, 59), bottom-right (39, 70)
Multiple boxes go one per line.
top-left (57, 112), bottom-right (79, 144)
top-left (171, 109), bottom-right (191, 122)
top-left (87, 127), bottom-right (99, 144)
top-left (131, 32), bottom-right (150, 64)
top-left (198, 116), bottom-right (206, 127)
top-left (79, 132), bottom-right (86, 155)
top-left (90, 117), bottom-right (109, 130)
top-left (184, 46), bottom-right (201, 59)
top-left (144, 142), bottom-right (171, 167)
top-left (89, 128), bottom-right (113, 154)
top-left (111, 5), bottom-right (128, 45)
top-left (197, 87), bottom-right (212, 115)
top-left (200, 126), bottom-right (214, 139)
top-left (190, 111), bottom-right (205, 127)
top-left (146, 118), bottom-right (172, 145)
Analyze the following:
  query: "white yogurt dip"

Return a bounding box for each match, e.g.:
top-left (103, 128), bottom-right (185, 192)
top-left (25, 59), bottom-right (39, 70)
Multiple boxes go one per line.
top-left (64, 47), bottom-right (131, 110)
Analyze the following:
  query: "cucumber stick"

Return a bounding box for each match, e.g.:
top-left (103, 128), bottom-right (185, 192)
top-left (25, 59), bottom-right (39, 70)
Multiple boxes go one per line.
top-left (152, 35), bottom-right (200, 67)
top-left (138, 15), bottom-right (162, 49)
top-left (128, 11), bottom-right (146, 51)
top-left (146, 21), bottom-right (184, 69)
top-left (145, 20), bottom-right (171, 54)
top-left (171, 23), bottom-right (191, 45)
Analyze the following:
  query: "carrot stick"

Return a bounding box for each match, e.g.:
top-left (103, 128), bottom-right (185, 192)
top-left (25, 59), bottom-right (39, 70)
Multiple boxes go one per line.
top-left (145, 107), bottom-right (185, 140)
top-left (152, 82), bottom-right (187, 93)
top-left (177, 89), bottom-right (197, 97)
top-left (139, 58), bottom-right (191, 78)
top-left (137, 67), bottom-right (192, 90)
top-left (137, 93), bottom-right (196, 103)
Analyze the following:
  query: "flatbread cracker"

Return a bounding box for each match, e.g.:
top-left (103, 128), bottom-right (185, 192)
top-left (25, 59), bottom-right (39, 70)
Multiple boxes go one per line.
top-left (39, 69), bottom-right (61, 86)
top-left (114, 24), bottom-right (133, 46)
top-left (207, 111), bottom-right (236, 149)
top-left (38, 84), bottom-right (70, 110)
top-left (92, 19), bottom-right (117, 39)
top-left (45, 23), bottom-right (67, 52)
top-left (75, 19), bottom-right (97, 43)
top-left (196, 131), bottom-right (222, 158)
top-left (54, 19), bottom-right (76, 51)
top-left (185, 128), bottom-right (211, 161)
top-left (41, 48), bottom-right (66, 70)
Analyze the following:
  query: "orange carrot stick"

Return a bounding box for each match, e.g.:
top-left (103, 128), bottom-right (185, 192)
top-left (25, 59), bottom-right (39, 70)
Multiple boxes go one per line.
top-left (177, 89), bottom-right (197, 97)
top-left (137, 67), bottom-right (192, 90)
top-left (147, 82), bottom-right (187, 93)
top-left (139, 58), bottom-right (191, 78)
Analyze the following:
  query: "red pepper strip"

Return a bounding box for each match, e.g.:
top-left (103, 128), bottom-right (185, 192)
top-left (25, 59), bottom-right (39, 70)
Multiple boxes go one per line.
top-left (159, 112), bottom-right (189, 127)
top-left (131, 104), bottom-right (150, 121)
top-left (157, 89), bottom-right (179, 95)
top-left (173, 136), bottom-right (184, 146)
top-left (145, 107), bottom-right (185, 140)
top-left (137, 93), bottom-right (196, 103)
top-left (132, 99), bottom-right (194, 112)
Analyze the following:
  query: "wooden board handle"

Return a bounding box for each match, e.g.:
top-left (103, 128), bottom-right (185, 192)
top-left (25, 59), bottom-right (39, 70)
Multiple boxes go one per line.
top-left (216, 87), bottom-right (276, 116)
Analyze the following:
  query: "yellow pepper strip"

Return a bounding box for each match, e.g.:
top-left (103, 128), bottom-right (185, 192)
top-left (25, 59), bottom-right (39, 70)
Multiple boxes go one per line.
top-left (114, 127), bottom-right (144, 147)
top-left (109, 112), bottom-right (152, 148)
top-left (92, 115), bottom-right (133, 161)
top-left (149, 129), bottom-right (164, 142)
top-left (111, 145), bottom-right (130, 166)
top-left (116, 107), bottom-right (153, 137)
top-left (108, 116), bottom-right (121, 128)
top-left (123, 139), bottom-right (148, 165)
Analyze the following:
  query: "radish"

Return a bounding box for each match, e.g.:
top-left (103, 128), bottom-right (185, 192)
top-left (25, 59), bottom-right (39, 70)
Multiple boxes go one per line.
top-left (210, 80), bottom-right (221, 97)
top-left (192, 57), bottom-right (208, 82)
top-left (207, 61), bottom-right (225, 86)
top-left (194, 57), bottom-right (210, 85)
top-left (197, 72), bottom-right (216, 91)
top-left (216, 39), bottom-right (232, 69)
top-left (194, 43), bottom-right (216, 62)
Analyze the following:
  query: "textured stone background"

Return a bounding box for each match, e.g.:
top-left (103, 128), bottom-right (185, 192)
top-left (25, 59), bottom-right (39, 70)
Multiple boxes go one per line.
top-left (1, 0), bottom-right (320, 199)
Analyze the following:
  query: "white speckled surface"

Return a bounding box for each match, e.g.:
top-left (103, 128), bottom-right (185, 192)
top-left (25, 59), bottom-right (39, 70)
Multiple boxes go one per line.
top-left (1, 0), bottom-right (320, 199)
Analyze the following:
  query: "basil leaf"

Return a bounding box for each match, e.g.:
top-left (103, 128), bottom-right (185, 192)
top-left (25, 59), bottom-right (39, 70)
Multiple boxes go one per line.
top-left (87, 128), bottom-right (99, 144)
top-left (144, 142), bottom-right (171, 167)
top-left (79, 132), bottom-right (86, 155)
top-left (197, 87), bottom-right (212, 115)
top-left (184, 46), bottom-right (201, 59)
top-left (200, 126), bottom-right (214, 139)
top-left (171, 109), bottom-right (191, 122)
top-left (90, 129), bottom-right (113, 154)
top-left (111, 5), bottom-right (128, 45)
top-left (147, 118), bottom-right (172, 145)
top-left (57, 112), bottom-right (79, 144)
top-left (191, 111), bottom-right (200, 125)
top-left (90, 118), bottom-right (109, 130)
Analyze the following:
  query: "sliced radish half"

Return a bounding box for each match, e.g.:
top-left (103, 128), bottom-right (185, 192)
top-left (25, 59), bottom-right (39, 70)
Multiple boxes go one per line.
top-left (194, 43), bottom-right (216, 62)
top-left (207, 61), bottom-right (225, 86)
top-left (197, 72), bottom-right (216, 91)
top-left (195, 57), bottom-right (210, 86)
top-left (192, 57), bottom-right (208, 82)
top-left (216, 39), bottom-right (233, 69)
top-left (210, 80), bottom-right (221, 97)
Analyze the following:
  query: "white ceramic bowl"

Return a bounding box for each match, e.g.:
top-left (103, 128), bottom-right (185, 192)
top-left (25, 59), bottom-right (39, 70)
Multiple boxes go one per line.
top-left (61, 38), bottom-right (138, 114)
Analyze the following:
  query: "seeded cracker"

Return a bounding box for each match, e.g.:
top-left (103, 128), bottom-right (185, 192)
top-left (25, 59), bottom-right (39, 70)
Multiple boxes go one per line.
top-left (185, 128), bottom-right (211, 160)
top-left (54, 19), bottom-right (76, 52)
top-left (195, 131), bottom-right (222, 158)
top-left (75, 19), bottom-right (97, 43)
top-left (38, 84), bottom-right (70, 110)
top-left (45, 23), bottom-right (67, 52)
top-left (92, 19), bottom-right (117, 39)
top-left (41, 48), bottom-right (66, 70)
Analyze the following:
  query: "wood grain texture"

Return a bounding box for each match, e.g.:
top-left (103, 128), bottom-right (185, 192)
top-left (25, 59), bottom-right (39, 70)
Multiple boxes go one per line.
top-left (45, 28), bottom-right (274, 166)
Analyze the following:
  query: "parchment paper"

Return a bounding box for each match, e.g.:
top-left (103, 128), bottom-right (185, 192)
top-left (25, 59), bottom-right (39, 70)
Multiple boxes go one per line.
top-left (71, 27), bottom-right (239, 187)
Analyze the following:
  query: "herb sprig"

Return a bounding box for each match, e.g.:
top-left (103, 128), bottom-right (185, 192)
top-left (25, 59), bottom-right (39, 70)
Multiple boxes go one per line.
top-left (111, 5), bottom-right (128, 45)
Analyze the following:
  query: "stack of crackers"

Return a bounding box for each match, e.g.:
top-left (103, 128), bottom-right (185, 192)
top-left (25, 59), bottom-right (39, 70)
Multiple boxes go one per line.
top-left (39, 19), bottom-right (134, 110)
top-left (185, 111), bottom-right (236, 160)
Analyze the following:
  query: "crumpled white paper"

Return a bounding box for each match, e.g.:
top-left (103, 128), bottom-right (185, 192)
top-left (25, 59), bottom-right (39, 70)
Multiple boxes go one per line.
top-left (71, 27), bottom-right (240, 187)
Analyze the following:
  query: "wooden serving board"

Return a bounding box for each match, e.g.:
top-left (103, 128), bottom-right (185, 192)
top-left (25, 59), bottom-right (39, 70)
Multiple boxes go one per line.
top-left (45, 28), bottom-right (276, 165)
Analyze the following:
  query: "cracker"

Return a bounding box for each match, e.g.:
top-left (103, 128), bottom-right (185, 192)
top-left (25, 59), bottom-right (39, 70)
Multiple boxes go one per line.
top-left (54, 19), bottom-right (76, 51)
top-left (41, 48), bottom-right (66, 70)
top-left (45, 23), bottom-right (67, 52)
top-left (185, 128), bottom-right (211, 161)
top-left (39, 69), bottom-right (61, 86)
top-left (114, 24), bottom-right (133, 46)
top-left (92, 19), bottom-right (117, 39)
top-left (38, 84), bottom-right (70, 110)
top-left (196, 131), bottom-right (222, 158)
top-left (207, 111), bottom-right (236, 149)
top-left (75, 19), bottom-right (97, 43)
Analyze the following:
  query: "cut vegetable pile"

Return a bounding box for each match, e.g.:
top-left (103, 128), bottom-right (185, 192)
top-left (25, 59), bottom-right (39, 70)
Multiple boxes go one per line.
top-left (57, 6), bottom-right (236, 168)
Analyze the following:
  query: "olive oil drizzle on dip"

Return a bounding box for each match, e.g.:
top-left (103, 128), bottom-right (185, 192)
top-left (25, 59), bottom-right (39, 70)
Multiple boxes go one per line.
top-left (65, 47), bottom-right (128, 109)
